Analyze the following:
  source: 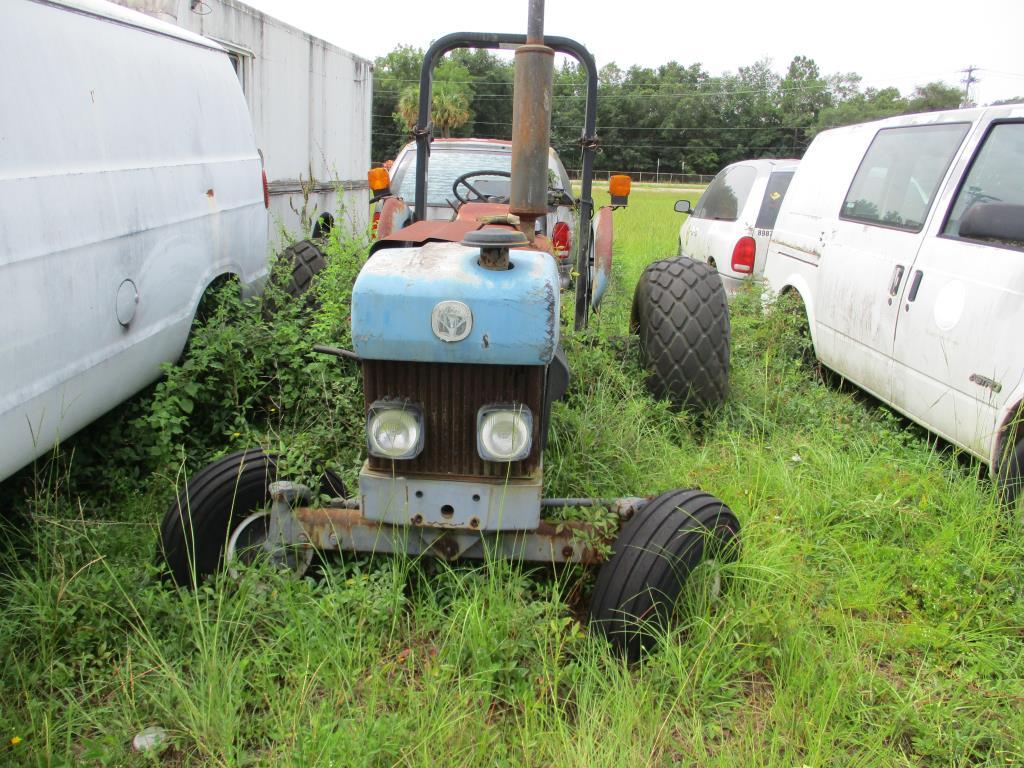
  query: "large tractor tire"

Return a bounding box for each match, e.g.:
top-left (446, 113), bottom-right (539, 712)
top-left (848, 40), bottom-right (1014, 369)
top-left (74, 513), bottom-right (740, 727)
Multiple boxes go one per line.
top-left (632, 256), bottom-right (729, 410)
top-left (589, 489), bottom-right (740, 660)
top-left (278, 238), bottom-right (327, 301)
top-left (158, 448), bottom-right (345, 586)
top-left (262, 239), bottom-right (328, 319)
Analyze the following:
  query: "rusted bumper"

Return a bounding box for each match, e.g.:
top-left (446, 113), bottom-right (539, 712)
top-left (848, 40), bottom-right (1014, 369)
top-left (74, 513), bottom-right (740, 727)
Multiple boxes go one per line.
top-left (292, 505), bottom-right (606, 565)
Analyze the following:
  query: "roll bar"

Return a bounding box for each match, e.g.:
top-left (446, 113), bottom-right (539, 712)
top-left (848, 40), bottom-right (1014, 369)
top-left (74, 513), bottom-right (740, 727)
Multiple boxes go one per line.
top-left (412, 32), bottom-right (599, 330)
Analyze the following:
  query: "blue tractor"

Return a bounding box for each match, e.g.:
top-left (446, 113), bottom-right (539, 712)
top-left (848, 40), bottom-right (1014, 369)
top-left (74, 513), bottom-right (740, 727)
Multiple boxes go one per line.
top-left (159, 0), bottom-right (737, 659)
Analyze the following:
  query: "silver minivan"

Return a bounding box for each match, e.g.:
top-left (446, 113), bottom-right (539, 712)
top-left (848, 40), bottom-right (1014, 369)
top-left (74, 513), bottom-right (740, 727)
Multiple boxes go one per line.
top-left (675, 158), bottom-right (799, 296)
top-left (0, 0), bottom-right (269, 480)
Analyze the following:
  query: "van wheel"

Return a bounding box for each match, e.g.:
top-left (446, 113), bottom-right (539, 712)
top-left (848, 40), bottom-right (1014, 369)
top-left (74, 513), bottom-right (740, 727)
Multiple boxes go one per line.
top-left (632, 257), bottom-right (729, 410)
top-left (157, 448), bottom-right (346, 586)
top-left (588, 489), bottom-right (740, 660)
top-left (997, 436), bottom-right (1024, 511)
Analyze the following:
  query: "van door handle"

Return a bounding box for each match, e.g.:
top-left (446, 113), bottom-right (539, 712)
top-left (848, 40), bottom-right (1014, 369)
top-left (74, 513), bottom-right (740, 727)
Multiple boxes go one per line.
top-left (888, 264), bottom-right (905, 296)
top-left (906, 270), bottom-right (924, 306)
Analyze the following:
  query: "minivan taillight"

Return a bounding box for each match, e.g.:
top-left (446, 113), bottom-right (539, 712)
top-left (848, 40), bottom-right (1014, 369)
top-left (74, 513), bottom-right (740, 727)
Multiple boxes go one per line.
top-left (261, 169), bottom-right (270, 209)
top-left (731, 236), bottom-right (756, 274)
top-left (551, 221), bottom-right (571, 258)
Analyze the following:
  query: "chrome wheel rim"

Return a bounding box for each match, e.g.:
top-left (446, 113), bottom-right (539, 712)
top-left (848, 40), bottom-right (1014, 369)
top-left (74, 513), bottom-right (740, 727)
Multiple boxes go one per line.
top-left (226, 510), bottom-right (313, 579)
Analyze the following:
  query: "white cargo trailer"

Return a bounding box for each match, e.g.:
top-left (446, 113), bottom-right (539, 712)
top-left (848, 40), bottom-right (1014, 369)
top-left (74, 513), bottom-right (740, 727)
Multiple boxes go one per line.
top-left (117, 0), bottom-right (373, 247)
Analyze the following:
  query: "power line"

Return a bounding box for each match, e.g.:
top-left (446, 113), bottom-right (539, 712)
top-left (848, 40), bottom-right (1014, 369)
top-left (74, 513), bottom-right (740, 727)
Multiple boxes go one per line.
top-left (371, 131), bottom-right (809, 151)
top-left (977, 68), bottom-right (1024, 79)
top-left (371, 115), bottom-right (814, 132)
top-left (373, 82), bottom-right (836, 100)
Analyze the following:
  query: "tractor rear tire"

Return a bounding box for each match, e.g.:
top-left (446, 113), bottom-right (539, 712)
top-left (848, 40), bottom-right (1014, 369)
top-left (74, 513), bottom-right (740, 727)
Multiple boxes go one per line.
top-left (158, 448), bottom-right (345, 586)
top-left (632, 257), bottom-right (729, 410)
top-left (589, 488), bottom-right (740, 661)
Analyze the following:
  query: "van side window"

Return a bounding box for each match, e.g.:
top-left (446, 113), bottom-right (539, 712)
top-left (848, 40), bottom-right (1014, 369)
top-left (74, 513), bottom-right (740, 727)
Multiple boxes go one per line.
top-left (841, 124), bottom-right (969, 233)
top-left (754, 170), bottom-right (795, 230)
top-left (943, 122), bottom-right (1024, 250)
top-left (693, 165), bottom-right (757, 222)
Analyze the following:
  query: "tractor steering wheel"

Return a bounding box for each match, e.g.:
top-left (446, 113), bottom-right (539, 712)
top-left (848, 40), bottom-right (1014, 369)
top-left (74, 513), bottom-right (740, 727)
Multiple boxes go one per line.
top-left (451, 170), bottom-right (512, 205)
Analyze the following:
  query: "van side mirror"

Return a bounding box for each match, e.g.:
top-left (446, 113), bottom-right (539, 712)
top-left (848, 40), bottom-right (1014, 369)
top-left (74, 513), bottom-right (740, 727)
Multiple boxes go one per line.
top-left (674, 200), bottom-right (693, 215)
top-left (958, 203), bottom-right (1024, 245)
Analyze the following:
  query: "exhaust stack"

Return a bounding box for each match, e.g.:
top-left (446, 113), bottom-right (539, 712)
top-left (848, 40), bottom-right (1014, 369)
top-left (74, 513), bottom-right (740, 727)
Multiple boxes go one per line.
top-left (509, 0), bottom-right (554, 243)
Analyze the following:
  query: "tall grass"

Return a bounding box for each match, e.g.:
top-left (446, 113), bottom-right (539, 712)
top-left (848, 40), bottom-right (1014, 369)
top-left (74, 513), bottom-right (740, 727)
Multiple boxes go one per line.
top-left (2, 189), bottom-right (1023, 765)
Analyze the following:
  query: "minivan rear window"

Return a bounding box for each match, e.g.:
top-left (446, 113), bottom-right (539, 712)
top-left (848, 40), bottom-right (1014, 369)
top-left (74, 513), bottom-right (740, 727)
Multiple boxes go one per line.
top-left (841, 123), bottom-right (969, 232)
top-left (754, 170), bottom-right (795, 230)
top-left (693, 164), bottom-right (757, 222)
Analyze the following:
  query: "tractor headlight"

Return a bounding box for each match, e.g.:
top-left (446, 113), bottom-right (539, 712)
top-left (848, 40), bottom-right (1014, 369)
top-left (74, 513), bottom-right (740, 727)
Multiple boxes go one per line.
top-left (366, 401), bottom-right (424, 460)
top-left (477, 405), bottom-right (533, 462)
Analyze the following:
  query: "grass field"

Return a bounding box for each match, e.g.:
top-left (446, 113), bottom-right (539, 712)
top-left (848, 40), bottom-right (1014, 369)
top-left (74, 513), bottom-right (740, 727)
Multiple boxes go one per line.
top-left (2, 188), bottom-right (1024, 766)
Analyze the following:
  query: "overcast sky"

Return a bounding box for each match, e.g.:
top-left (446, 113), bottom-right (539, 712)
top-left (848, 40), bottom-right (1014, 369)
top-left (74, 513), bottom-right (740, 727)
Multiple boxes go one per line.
top-left (241, 0), bottom-right (1023, 106)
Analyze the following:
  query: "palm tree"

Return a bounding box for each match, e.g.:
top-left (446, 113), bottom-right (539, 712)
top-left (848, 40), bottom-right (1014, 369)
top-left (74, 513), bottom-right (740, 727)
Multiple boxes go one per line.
top-left (395, 80), bottom-right (472, 138)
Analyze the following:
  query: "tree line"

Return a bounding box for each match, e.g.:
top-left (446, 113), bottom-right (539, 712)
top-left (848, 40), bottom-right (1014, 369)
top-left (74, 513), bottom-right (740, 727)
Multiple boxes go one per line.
top-left (371, 46), bottom-right (1019, 176)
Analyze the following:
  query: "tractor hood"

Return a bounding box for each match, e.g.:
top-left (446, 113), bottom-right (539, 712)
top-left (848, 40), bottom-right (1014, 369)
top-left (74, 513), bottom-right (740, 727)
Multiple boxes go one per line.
top-left (351, 241), bottom-right (560, 365)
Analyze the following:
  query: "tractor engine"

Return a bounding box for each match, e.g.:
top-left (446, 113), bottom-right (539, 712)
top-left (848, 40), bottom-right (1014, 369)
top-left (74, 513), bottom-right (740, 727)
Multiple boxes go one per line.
top-left (350, 231), bottom-right (561, 531)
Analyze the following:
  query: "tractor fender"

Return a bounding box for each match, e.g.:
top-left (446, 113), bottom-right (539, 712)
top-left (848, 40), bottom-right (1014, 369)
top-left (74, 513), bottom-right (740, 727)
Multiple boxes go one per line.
top-left (590, 205), bottom-right (614, 311)
top-left (376, 196), bottom-right (411, 240)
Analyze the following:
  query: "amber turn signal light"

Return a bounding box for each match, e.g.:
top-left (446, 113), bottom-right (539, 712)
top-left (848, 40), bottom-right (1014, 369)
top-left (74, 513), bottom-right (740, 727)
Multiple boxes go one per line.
top-left (609, 174), bottom-right (631, 197)
top-left (367, 167), bottom-right (391, 193)
top-left (609, 174), bottom-right (631, 207)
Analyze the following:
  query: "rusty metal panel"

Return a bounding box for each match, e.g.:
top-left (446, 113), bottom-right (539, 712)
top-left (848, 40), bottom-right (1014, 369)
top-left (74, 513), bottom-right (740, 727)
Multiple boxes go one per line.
top-left (364, 360), bottom-right (544, 478)
top-left (293, 506), bottom-right (604, 565)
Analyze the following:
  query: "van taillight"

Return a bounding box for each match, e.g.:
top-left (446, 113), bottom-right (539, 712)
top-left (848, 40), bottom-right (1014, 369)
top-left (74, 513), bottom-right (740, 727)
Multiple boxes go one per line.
top-left (551, 221), bottom-right (571, 258)
top-left (372, 211), bottom-right (381, 238)
top-left (261, 169), bottom-right (270, 209)
top-left (731, 236), bottom-right (756, 274)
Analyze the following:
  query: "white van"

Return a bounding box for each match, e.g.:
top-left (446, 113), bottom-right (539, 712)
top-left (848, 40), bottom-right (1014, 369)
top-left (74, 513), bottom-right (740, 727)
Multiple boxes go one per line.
top-left (0, 0), bottom-right (269, 481)
top-left (675, 158), bottom-right (798, 296)
top-left (762, 106), bottom-right (1024, 501)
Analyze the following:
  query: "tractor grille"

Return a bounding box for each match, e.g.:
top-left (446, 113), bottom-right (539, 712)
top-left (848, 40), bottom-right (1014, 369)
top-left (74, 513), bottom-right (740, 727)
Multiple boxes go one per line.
top-left (363, 360), bottom-right (544, 478)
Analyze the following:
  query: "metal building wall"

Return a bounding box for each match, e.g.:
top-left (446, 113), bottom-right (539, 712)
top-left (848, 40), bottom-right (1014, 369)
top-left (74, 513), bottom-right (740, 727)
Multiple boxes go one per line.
top-left (116, 0), bottom-right (372, 249)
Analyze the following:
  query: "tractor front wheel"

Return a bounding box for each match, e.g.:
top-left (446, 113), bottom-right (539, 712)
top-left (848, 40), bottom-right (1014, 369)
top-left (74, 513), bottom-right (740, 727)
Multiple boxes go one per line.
top-left (158, 448), bottom-right (345, 586)
top-left (589, 488), bottom-right (740, 660)
top-left (632, 256), bottom-right (729, 410)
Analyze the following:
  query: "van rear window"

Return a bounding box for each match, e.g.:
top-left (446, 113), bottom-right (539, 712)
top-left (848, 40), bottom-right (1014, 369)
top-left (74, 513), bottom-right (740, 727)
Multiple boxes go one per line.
top-left (754, 171), bottom-right (795, 230)
top-left (693, 164), bottom-right (757, 222)
top-left (841, 123), bottom-right (969, 232)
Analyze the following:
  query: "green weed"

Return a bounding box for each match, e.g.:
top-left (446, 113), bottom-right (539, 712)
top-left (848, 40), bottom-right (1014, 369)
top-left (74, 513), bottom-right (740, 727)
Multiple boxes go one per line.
top-left (2, 190), bottom-right (1024, 765)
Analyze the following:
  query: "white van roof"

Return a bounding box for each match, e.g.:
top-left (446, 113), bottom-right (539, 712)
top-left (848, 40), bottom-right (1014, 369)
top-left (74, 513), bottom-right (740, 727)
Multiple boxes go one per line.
top-left (821, 104), bottom-right (1024, 141)
top-left (41, 0), bottom-right (225, 52)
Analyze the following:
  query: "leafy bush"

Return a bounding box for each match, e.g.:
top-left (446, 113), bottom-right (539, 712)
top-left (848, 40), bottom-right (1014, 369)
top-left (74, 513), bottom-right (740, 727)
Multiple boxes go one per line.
top-left (28, 228), bottom-right (369, 500)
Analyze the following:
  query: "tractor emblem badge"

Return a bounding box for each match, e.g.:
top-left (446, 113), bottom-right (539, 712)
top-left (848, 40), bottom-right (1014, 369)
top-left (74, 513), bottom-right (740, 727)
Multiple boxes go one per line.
top-left (431, 300), bottom-right (473, 342)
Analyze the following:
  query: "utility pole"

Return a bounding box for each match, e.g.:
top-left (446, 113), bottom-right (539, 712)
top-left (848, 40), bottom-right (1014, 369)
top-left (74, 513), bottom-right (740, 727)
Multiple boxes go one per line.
top-left (960, 65), bottom-right (979, 107)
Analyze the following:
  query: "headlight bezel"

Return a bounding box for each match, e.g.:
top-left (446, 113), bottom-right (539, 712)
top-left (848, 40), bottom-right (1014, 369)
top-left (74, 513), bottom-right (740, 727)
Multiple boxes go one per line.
top-left (476, 404), bottom-right (533, 463)
top-left (366, 400), bottom-right (425, 460)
